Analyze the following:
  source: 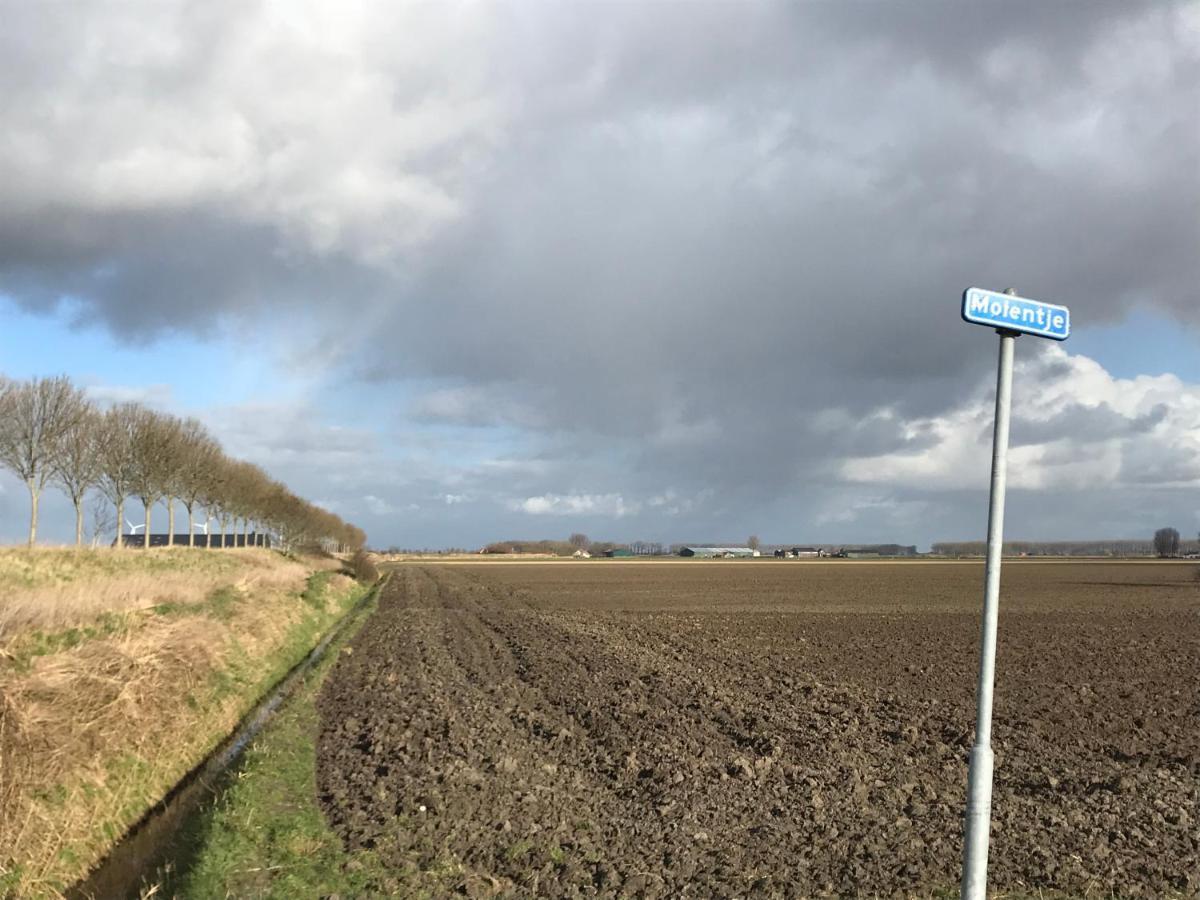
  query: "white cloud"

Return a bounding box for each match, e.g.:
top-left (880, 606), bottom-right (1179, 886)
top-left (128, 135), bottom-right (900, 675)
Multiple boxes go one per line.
top-left (1, 2), bottom-right (506, 264)
top-left (513, 493), bottom-right (638, 517)
top-left (363, 494), bottom-right (395, 515)
top-left (646, 489), bottom-right (712, 517)
top-left (203, 401), bottom-right (377, 467)
top-left (841, 347), bottom-right (1200, 492)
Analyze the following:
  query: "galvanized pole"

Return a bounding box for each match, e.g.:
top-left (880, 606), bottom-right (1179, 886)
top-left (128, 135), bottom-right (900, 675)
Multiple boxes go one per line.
top-left (961, 291), bottom-right (1019, 900)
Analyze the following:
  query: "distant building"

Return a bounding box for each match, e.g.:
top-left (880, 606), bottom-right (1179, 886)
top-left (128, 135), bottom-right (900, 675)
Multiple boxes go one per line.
top-left (116, 533), bottom-right (270, 548)
top-left (604, 548), bottom-right (634, 558)
top-left (572, 549), bottom-right (591, 558)
top-left (678, 547), bottom-right (759, 558)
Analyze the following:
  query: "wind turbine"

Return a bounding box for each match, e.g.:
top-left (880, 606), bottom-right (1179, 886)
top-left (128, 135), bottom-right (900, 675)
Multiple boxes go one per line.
top-left (192, 517), bottom-right (212, 546)
top-left (124, 519), bottom-right (146, 547)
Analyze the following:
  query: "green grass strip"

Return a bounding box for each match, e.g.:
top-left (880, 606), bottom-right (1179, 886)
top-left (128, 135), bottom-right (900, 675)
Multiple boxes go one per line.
top-left (154, 585), bottom-right (420, 899)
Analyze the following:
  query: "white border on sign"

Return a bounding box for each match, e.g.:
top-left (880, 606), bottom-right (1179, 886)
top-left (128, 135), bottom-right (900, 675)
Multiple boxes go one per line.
top-left (960, 288), bottom-right (1070, 341)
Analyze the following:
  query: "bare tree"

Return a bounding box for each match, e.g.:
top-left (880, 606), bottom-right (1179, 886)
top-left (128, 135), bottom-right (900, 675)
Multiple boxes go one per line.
top-left (223, 459), bottom-right (267, 548)
top-left (0, 376), bottom-right (88, 546)
top-left (174, 418), bottom-right (220, 547)
top-left (50, 403), bottom-right (104, 546)
top-left (569, 532), bottom-right (591, 551)
top-left (747, 535), bottom-right (761, 552)
top-left (151, 415), bottom-right (185, 546)
top-left (127, 408), bottom-right (178, 549)
top-left (96, 403), bottom-right (141, 548)
top-left (1153, 527), bottom-right (1180, 558)
top-left (198, 454), bottom-right (236, 549)
top-left (87, 494), bottom-right (116, 548)
top-left (240, 462), bottom-right (270, 547)
top-left (0, 374), bottom-right (365, 554)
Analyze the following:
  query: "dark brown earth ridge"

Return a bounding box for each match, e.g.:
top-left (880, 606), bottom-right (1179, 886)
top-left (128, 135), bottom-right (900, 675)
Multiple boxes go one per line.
top-left (315, 562), bottom-right (1200, 898)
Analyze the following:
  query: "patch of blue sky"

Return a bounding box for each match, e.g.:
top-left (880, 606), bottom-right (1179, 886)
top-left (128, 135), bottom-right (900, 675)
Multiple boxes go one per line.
top-left (0, 295), bottom-right (286, 410)
top-left (1069, 308), bottom-right (1200, 384)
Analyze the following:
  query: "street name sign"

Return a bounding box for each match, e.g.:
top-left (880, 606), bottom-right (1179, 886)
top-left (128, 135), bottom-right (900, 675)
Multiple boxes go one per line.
top-left (958, 284), bottom-right (1071, 900)
top-left (961, 287), bottom-right (1070, 340)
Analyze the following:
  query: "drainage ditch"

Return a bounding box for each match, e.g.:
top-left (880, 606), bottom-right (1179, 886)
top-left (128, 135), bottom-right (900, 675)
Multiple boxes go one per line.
top-left (66, 578), bottom-right (382, 900)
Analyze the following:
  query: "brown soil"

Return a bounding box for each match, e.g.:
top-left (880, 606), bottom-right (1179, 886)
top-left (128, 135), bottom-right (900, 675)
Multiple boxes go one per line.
top-left (315, 563), bottom-right (1200, 898)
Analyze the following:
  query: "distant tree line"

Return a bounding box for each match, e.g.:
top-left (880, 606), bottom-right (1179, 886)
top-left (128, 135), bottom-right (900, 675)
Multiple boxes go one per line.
top-left (479, 535), bottom-right (669, 557)
top-left (932, 537), bottom-right (1199, 558)
top-left (481, 539), bottom-right (582, 556)
top-left (0, 375), bottom-right (365, 551)
top-left (566, 535), bottom-right (667, 556)
top-left (384, 547), bottom-right (472, 555)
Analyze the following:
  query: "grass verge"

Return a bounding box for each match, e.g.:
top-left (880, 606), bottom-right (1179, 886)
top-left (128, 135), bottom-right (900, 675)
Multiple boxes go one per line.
top-left (0, 548), bottom-right (296, 640)
top-left (150, 584), bottom-right (427, 899)
top-left (0, 549), bottom-right (367, 898)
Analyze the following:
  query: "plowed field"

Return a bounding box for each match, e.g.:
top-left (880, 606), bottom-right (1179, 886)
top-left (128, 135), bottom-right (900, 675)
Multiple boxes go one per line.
top-left (316, 562), bottom-right (1199, 898)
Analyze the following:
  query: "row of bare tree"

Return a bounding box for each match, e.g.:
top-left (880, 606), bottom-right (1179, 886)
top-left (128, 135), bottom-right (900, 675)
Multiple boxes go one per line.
top-left (0, 375), bottom-right (365, 550)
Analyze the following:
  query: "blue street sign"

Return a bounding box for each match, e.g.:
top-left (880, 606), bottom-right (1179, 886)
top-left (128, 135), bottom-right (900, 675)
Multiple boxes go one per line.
top-left (961, 287), bottom-right (1070, 341)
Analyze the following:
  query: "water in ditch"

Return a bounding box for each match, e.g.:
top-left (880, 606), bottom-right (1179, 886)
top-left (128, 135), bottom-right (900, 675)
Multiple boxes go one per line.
top-left (66, 590), bottom-right (375, 900)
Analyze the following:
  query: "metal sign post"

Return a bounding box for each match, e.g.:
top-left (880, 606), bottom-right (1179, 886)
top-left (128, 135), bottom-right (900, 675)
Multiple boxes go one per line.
top-left (958, 287), bottom-right (1070, 900)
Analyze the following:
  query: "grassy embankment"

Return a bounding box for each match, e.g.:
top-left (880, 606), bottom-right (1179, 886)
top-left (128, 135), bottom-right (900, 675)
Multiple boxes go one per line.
top-left (146, 585), bottom-right (440, 899)
top-left (0, 547), bottom-right (371, 898)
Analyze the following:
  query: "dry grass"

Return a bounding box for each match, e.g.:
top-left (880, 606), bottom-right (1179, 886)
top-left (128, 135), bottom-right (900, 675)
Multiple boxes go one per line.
top-left (0, 547), bottom-right (362, 898)
top-left (0, 547), bottom-right (331, 641)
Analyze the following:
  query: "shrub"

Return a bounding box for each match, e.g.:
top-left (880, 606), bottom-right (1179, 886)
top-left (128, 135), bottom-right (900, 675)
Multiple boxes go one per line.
top-left (344, 549), bottom-right (378, 585)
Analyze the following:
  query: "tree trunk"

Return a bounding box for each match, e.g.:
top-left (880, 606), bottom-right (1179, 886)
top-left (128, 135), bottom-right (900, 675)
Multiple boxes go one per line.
top-left (27, 482), bottom-right (39, 547)
top-left (220, 517), bottom-right (227, 549)
top-left (242, 518), bottom-right (248, 547)
top-left (144, 501), bottom-right (152, 549)
top-left (186, 504), bottom-right (195, 548)
top-left (74, 496), bottom-right (84, 547)
top-left (167, 498), bottom-right (176, 547)
top-left (115, 497), bottom-right (125, 549)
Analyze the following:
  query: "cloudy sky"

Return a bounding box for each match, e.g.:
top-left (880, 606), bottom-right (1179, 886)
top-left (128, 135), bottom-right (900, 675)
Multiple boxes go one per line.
top-left (1, 1), bottom-right (1197, 549)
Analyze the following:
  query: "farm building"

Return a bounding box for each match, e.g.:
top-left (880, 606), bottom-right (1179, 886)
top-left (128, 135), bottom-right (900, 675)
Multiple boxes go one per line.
top-left (678, 547), bottom-right (760, 558)
top-left (604, 548), bottom-right (634, 558)
top-left (115, 533), bottom-right (271, 548)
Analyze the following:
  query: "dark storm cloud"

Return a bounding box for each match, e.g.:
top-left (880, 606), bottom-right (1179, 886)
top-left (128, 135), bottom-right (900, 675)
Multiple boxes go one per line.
top-left (1, 1), bottom-right (1197, 544)
top-left (363, 0), bottom-right (1195, 512)
top-left (0, 208), bottom-right (391, 336)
